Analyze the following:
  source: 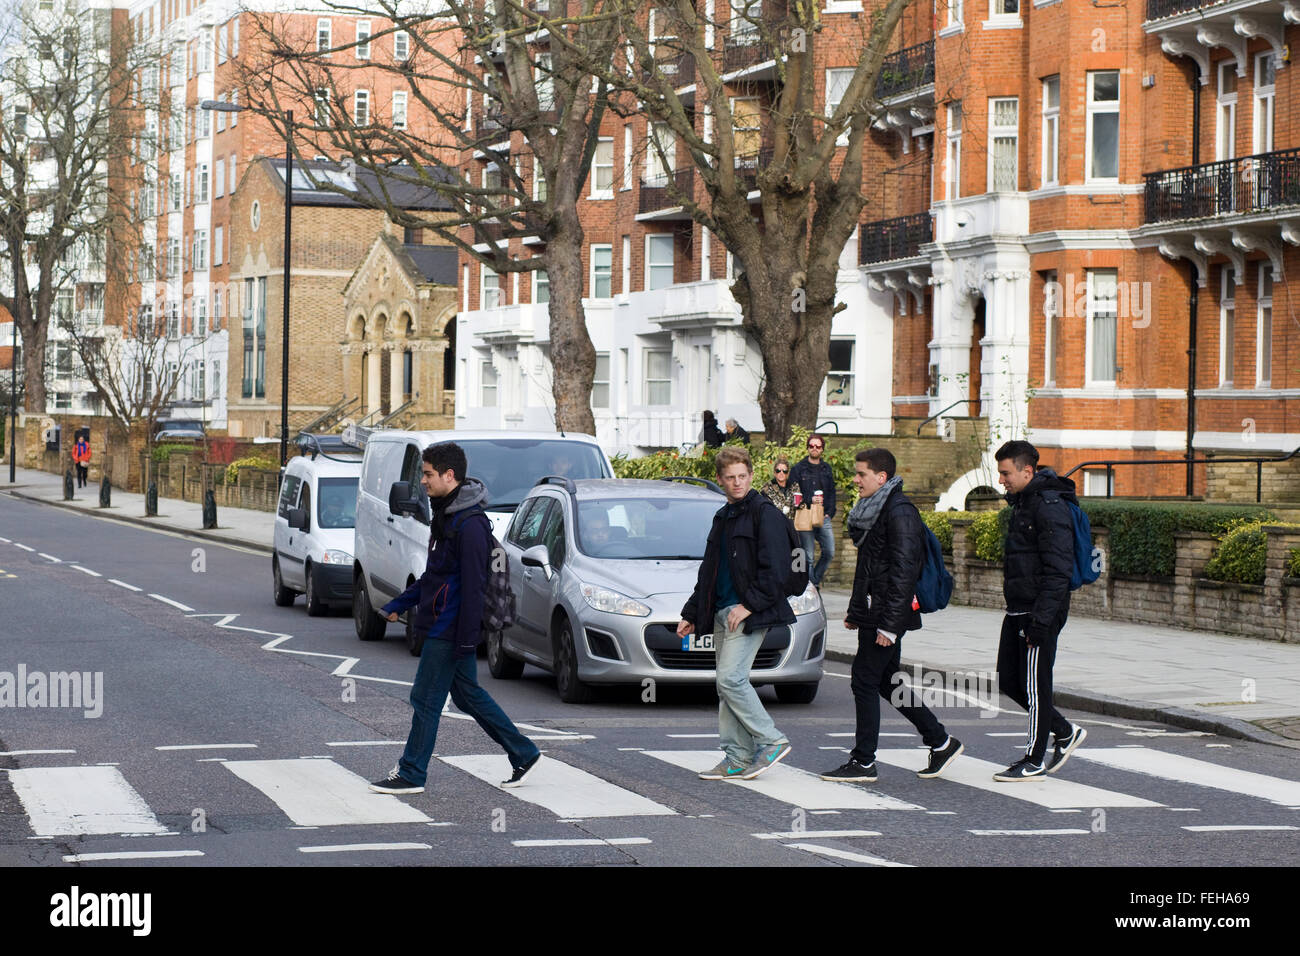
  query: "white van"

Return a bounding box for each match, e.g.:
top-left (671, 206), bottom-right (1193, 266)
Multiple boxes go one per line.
top-left (272, 438), bottom-right (363, 616)
top-left (351, 429), bottom-right (614, 655)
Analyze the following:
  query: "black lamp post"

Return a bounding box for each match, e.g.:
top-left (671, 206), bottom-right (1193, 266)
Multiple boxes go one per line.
top-left (200, 100), bottom-right (293, 467)
top-left (8, 317), bottom-right (15, 483)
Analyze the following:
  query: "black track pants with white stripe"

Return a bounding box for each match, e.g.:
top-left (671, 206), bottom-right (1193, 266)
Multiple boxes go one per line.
top-left (997, 614), bottom-right (1073, 766)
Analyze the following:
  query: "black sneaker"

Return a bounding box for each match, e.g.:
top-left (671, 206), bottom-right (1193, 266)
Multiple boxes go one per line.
top-left (820, 758), bottom-right (878, 782)
top-left (1046, 725), bottom-right (1088, 774)
top-left (501, 753), bottom-right (542, 788)
top-left (917, 738), bottom-right (964, 779)
top-left (992, 757), bottom-right (1045, 782)
top-left (369, 767), bottom-right (424, 795)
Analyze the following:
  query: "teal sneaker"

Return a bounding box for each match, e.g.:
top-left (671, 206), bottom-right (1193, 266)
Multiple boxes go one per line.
top-left (699, 758), bottom-right (747, 780)
top-left (740, 741), bottom-right (792, 780)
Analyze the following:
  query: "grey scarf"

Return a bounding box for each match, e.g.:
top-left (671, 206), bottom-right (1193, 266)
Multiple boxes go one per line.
top-left (846, 476), bottom-right (903, 546)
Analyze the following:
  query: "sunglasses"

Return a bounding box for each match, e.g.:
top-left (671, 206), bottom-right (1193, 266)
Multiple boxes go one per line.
top-left (807, 444), bottom-right (823, 450)
top-left (775, 467), bottom-right (789, 474)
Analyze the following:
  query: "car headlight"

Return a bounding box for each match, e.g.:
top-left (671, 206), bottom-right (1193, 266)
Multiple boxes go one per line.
top-left (788, 583), bottom-right (822, 616)
top-left (320, 550), bottom-right (353, 564)
top-left (581, 584), bottom-right (651, 617)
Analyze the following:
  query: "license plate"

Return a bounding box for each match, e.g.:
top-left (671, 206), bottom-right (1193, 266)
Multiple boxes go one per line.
top-left (681, 633), bottom-right (714, 651)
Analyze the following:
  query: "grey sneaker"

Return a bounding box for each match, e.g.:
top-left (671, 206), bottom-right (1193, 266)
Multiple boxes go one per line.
top-left (740, 741), bottom-right (792, 780)
top-left (699, 758), bottom-right (747, 781)
top-left (1046, 725), bottom-right (1088, 774)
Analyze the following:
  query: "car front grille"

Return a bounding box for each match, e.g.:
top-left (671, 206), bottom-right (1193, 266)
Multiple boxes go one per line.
top-left (651, 649), bottom-right (784, 671)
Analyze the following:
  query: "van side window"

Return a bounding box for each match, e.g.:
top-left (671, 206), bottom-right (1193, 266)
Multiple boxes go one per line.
top-left (298, 484), bottom-right (311, 532)
top-left (277, 474), bottom-right (302, 519)
top-left (401, 444), bottom-right (422, 487)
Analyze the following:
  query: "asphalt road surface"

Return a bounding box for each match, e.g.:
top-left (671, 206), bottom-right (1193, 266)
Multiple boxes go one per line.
top-left (3, 493), bottom-right (1299, 867)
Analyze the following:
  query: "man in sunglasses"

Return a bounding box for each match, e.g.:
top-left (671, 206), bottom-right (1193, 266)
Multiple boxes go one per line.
top-left (790, 435), bottom-right (836, 586)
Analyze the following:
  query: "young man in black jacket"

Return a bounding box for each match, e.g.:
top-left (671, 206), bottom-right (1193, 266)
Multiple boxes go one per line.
top-left (821, 448), bottom-right (962, 782)
top-left (992, 440), bottom-right (1088, 781)
top-left (679, 446), bottom-right (795, 781)
top-left (369, 441), bottom-right (541, 795)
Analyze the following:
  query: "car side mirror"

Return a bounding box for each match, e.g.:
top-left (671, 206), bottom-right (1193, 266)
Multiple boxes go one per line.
top-left (388, 480), bottom-right (421, 518)
top-left (288, 507), bottom-right (309, 532)
top-left (520, 544), bottom-right (552, 581)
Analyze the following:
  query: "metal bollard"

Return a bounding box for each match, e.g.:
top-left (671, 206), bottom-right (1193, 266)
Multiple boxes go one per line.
top-left (202, 489), bottom-right (217, 529)
top-left (98, 477), bottom-right (111, 508)
top-left (146, 481), bottom-right (158, 516)
top-left (63, 470), bottom-right (75, 501)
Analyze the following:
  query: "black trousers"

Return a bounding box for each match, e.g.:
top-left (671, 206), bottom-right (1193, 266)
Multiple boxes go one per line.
top-left (75, 463), bottom-right (88, 487)
top-left (997, 613), bottom-right (1073, 765)
top-left (850, 632), bottom-right (947, 766)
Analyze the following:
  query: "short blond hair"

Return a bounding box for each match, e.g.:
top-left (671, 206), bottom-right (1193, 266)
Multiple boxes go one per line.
top-left (715, 446), bottom-right (753, 476)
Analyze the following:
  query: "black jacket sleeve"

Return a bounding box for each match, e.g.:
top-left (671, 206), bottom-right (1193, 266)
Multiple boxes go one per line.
top-left (454, 512), bottom-right (491, 655)
top-left (878, 502), bottom-right (923, 635)
top-left (680, 521), bottom-right (718, 628)
top-left (1029, 494), bottom-right (1074, 632)
top-left (845, 546), bottom-right (872, 628)
top-left (823, 463), bottom-right (837, 519)
top-left (739, 502), bottom-right (791, 618)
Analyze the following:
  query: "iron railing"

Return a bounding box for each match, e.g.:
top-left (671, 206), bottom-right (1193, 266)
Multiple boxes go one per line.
top-left (474, 109), bottom-right (505, 140)
top-left (1062, 447), bottom-right (1300, 503)
top-left (1144, 147), bottom-right (1300, 223)
top-left (859, 212), bottom-right (932, 264)
top-left (641, 51), bottom-right (695, 86)
top-left (874, 40), bottom-right (935, 99)
top-left (1145, 0), bottom-right (1213, 21)
top-left (639, 168), bottom-right (695, 214)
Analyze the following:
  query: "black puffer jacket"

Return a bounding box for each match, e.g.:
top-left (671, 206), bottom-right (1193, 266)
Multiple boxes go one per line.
top-left (845, 484), bottom-right (924, 635)
top-left (681, 490), bottom-right (798, 635)
top-left (1003, 468), bottom-right (1077, 635)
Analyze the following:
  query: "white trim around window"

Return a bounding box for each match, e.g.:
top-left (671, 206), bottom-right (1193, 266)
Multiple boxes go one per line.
top-left (1257, 266), bottom-right (1272, 387)
top-left (1085, 70), bottom-right (1120, 182)
top-left (1085, 269), bottom-right (1118, 386)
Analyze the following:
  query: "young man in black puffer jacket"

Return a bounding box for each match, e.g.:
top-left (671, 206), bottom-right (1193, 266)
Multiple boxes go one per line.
top-left (820, 448), bottom-right (962, 783)
top-left (992, 440), bottom-right (1088, 782)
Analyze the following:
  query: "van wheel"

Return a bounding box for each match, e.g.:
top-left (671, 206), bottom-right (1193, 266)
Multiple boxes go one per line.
top-left (304, 563), bottom-right (326, 617)
top-left (272, 557), bottom-right (295, 607)
top-left (775, 682), bottom-right (819, 704)
top-left (353, 574), bottom-right (387, 641)
top-left (404, 612), bottom-right (425, 657)
top-left (554, 618), bottom-right (592, 704)
top-left (487, 629), bottom-right (524, 679)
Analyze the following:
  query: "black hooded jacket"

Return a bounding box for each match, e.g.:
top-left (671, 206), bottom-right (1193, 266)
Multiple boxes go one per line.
top-left (845, 484), bottom-right (924, 636)
top-left (1003, 467), bottom-right (1077, 634)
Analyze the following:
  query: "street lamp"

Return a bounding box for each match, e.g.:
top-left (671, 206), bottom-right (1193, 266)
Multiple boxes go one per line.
top-left (200, 99), bottom-right (293, 468)
top-left (8, 317), bottom-right (16, 483)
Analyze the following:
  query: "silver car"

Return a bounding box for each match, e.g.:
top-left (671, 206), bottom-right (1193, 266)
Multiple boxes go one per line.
top-left (486, 477), bottom-right (827, 704)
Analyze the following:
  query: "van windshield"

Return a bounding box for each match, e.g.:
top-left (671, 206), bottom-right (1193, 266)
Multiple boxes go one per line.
top-left (317, 477), bottom-right (359, 529)
top-left (458, 440), bottom-right (610, 510)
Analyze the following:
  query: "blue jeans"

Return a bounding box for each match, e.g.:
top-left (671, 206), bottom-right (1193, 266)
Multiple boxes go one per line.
top-left (799, 518), bottom-right (836, 585)
top-left (398, 638), bottom-right (540, 787)
top-left (713, 607), bottom-right (787, 765)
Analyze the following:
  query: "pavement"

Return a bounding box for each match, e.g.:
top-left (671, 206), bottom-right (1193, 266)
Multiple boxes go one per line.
top-left (4, 462), bottom-right (1300, 749)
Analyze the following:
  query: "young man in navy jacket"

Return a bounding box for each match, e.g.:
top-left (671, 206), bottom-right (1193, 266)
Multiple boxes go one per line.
top-left (369, 441), bottom-right (541, 795)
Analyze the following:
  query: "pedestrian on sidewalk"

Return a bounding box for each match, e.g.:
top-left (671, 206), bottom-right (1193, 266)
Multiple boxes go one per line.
top-left (821, 448), bottom-right (962, 783)
top-left (991, 440), bottom-right (1087, 782)
top-left (72, 434), bottom-right (91, 489)
top-left (369, 441), bottom-right (541, 796)
top-left (724, 418), bottom-right (751, 445)
top-left (679, 446), bottom-right (795, 781)
top-left (790, 434), bottom-right (836, 587)
top-left (759, 455), bottom-right (797, 518)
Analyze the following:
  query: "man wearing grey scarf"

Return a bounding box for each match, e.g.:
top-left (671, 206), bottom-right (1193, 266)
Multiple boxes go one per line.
top-left (820, 448), bottom-right (963, 784)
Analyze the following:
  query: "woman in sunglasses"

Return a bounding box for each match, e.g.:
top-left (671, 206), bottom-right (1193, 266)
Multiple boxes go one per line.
top-left (760, 455), bottom-right (798, 519)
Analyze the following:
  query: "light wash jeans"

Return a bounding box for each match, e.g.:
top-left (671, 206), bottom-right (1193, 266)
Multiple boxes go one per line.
top-left (713, 606), bottom-right (787, 765)
top-left (799, 518), bottom-right (836, 586)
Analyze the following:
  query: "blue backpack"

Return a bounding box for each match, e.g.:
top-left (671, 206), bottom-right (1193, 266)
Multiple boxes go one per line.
top-left (914, 525), bottom-right (954, 614)
top-left (1042, 491), bottom-right (1101, 590)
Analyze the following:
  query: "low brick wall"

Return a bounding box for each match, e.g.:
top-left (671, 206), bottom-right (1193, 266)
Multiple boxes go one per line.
top-left (138, 456), bottom-right (281, 513)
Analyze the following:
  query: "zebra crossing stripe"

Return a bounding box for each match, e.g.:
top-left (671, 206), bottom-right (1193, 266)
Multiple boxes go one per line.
top-left (1074, 748), bottom-right (1300, 807)
top-left (874, 749), bottom-right (1164, 809)
top-left (222, 759), bottom-right (431, 826)
top-left (784, 843), bottom-right (912, 867)
top-left (641, 751), bottom-right (923, 811)
top-left (8, 766), bottom-right (170, 837)
top-left (440, 754), bottom-right (677, 818)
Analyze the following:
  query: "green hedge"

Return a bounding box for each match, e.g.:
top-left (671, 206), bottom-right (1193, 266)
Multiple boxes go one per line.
top-left (151, 442), bottom-right (199, 462)
top-left (1204, 521), bottom-right (1300, 585)
top-left (919, 510), bottom-right (982, 552)
top-left (610, 426), bottom-right (869, 503)
top-left (1289, 548), bottom-right (1300, 579)
top-left (971, 508), bottom-right (1009, 562)
top-left (1083, 501), bottom-right (1275, 577)
top-left (224, 456), bottom-right (278, 484)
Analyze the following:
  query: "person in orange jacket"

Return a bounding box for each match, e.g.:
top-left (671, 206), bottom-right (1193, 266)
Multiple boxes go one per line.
top-left (72, 434), bottom-right (91, 488)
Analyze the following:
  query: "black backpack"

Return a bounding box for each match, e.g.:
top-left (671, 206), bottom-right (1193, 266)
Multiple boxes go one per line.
top-left (750, 497), bottom-right (808, 597)
top-left (447, 510), bottom-right (517, 633)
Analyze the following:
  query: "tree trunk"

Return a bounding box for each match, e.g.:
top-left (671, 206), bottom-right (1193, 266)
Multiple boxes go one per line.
top-left (545, 212), bottom-right (596, 435)
top-left (19, 318), bottom-right (47, 415)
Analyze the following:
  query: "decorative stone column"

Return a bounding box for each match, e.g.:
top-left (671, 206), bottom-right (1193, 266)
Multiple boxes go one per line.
top-left (950, 518), bottom-right (973, 603)
top-left (389, 343), bottom-right (406, 412)
top-left (1173, 531), bottom-right (1217, 627)
top-left (927, 259), bottom-right (978, 419)
top-left (340, 343), bottom-right (362, 405)
top-left (1262, 525), bottom-right (1300, 642)
top-left (365, 348), bottom-right (383, 417)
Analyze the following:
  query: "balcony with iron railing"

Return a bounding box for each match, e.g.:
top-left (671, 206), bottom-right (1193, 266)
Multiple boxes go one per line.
top-left (1143, 147), bottom-right (1300, 223)
top-left (859, 213), bottom-right (932, 265)
top-left (474, 109), bottom-right (505, 140)
top-left (639, 168), bottom-right (696, 215)
top-left (874, 40), bottom-right (935, 100)
top-left (736, 146), bottom-right (776, 193)
top-left (1145, 0), bottom-right (1216, 20)
top-left (641, 51), bottom-right (696, 86)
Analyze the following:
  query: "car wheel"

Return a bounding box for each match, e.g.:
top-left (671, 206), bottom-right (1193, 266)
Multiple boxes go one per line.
top-left (775, 681), bottom-right (819, 704)
top-left (553, 617), bottom-right (592, 704)
top-left (353, 573), bottom-right (387, 642)
top-left (487, 629), bottom-right (524, 679)
top-left (304, 563), bottom-right (326, 617)
top-left (404, 610), bottom-right (425, 657)
top-left (272, 557), bottom-right (295, 607)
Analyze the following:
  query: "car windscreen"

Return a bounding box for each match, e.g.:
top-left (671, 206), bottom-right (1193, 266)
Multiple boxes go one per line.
top-left (459, 440), bottom-right (609, 509)
top-left (317, 477), bottom-right (359, 529)
top-left (577, 497), bottom-right (721, 559)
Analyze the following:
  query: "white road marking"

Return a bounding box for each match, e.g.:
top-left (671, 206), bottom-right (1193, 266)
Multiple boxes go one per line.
top-left (298, 843), bottom-right (432, 853)
top-left (38, 553), bottom-right (61, 562)
top-left (71, 566), bottom-right (102, 577)
top-left (785, 843), bottom-right (911, 867)
top-left (1075, 748), bottom-right (1300, 807)
top-left (512, 838), bottom-right (651, 847)
top-left (442, 754), bottom-right (676, 819)
top-left (642, 750), bottom-right (923, 811)
top-left (62, 850), bottom-right (204, 863)
top-left (14, 543), bottom-right (34, 551)
top-left (155, 744), bottom-right (257, 751)
top-left (222, 759), bottom-right (431, 826)
top-left (754, 830), bottom-right (880, 840)
top-left (667, 733), bottom-right (719, 738)
top-left (1181, 825), bottom-right (1299, 832)
top-left (986, 732), bottom-right (1027, 737)
top-left (1206, 744), bottom-right (1232, 748)
top-left (825, 671), bottom-right (851, 679)
top-left (0, 536), bottom-right (10, 542)
top-left (8, 766), bottom-right (170, 837)
top-left (970, 829), bottom-right (1090, 836)
top-left (1049, 809), bottom-right (1083, 814)
top-left (527, 734), bottom-right (596, 741)
top-left (326, 741), bottom-right (404, 747)
top-left (0, 750), bottom-right (75, 757)
top-left (926, 811), bottom-right (957, 815)
top-left (1168, 808), bottom-right (1202, 812)
top-left (810, 810), bottom-right (841, 815)
top-left (109, 579), bottom-right (142, 592)
top-left (149, 593), bottom-right (194, 612)
top-left (875, 749), bottom-right (1163, 809)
